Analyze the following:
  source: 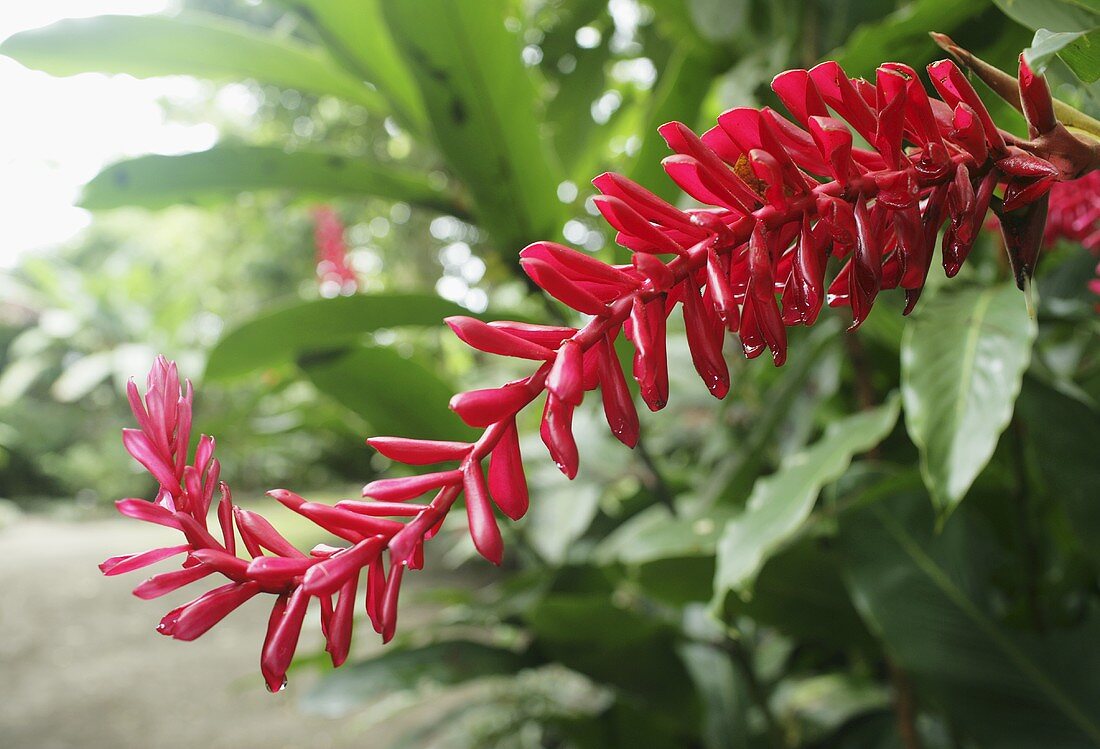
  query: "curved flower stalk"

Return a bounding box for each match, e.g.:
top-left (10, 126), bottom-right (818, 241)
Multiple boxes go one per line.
top-left (105, 55), bottom-right (1098, 691)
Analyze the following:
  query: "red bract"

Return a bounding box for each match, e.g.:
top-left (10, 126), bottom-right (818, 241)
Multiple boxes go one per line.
top-left (106, 57), bottom-right (1096, 690)
top-left (1044, 171), bottom-right (1100, 252)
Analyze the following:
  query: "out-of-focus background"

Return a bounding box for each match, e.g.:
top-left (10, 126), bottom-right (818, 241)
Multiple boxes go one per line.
top-left (2, 1), bottom-right (1099, 748)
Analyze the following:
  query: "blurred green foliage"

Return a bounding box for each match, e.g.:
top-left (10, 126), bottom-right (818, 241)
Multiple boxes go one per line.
top-left (2, 0), bottom-right (1100, 747)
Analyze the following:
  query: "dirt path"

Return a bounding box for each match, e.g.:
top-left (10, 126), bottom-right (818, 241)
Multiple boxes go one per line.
top-left (0, 516), bottom-right (414, 749)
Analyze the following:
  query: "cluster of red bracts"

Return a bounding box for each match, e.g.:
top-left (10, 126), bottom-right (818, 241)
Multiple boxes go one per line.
top-left (106, 56), bottom-right (1084, 691)
top-left (312, 205), bottom-right (358, 293)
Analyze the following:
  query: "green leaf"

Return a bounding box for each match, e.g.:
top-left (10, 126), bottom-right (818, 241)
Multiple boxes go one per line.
top-left (1016, 379), bottom-right (1100, 561)
top-left (994, 0), bottom-right (1100, 34)
top-left (839, 493), bottom-right (1100, 747)
top-left (625, 44), bottom-right (719, 205)
top-left (300, 640), bottom-right (530, 718)
top-left (677, 643), bottom-right (749, 749)
top-left (0, 13), bottom-right (386, 113)
top-left (204, 294), bottom-right (470, 381)
top-left (273, 0), bottom-right (428, 133)
top-left (831, 0), bottom-right (989, 77)
top-left (380, 0), bottom-right (562, 252)
top-left (81, 145), bottom-right (460, 213)
top-left (298, 344), bottom-right (472, 441)
top-left (1025, 27), bottom-right (1100, 82)
top-left (525, 594), bottom-right (696, 717)
top-left (900, 283), bottom-right (1036, 515)
top-left (713, 396), bottom-right (900, 601)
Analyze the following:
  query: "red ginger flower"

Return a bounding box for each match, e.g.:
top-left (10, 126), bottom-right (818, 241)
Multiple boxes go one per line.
top-left (312, 205), bottom-right (358, 295)
top-left (1044, 171), bottom-right (1100, 252)
top-left (105, 56), bottom-right (1096, 690)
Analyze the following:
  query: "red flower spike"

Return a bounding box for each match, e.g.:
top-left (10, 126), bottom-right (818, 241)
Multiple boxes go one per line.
top-left (520, 257), bottom-right (608, 315)
top-left (547, 339), bottom-right (584, 406)
top-left (100, 545), bottom-right (190, 576)
top-left (487, 419), bottom-right (530, 520)
top-left (445, 316), bottom-right (556, 361)
top-left (771, 69), bottom-right (829, 125)
top-left (593, 195), bottom-right (687, 255)
top-left (633, 251), bottom-right (676, 291)
top-left (327, 573), bottom-right (358, 668)
top-left (366, 436), bottom-right (471, 465)
top-left (629, 296), bottom-right (670, 411)
top-left (541, 395), bottom-right (579, 478)
top-left (301, 537), bottom-right (385, 596)
top-left (450, 380), bottom-right (537, 428)
top-left (260, 586), bottom-right (310, 691)
top-left (107, 54), bottom-right (1092, 694)
top-left (682, 278), bottom-right (730, 398)
top-left (159, 581), bottom-right (260, 641)
top-left (520, 242), bottom-right (638, 292)
top-left (927, 60), bottom-right (1006, 153)
top-left (463, 461), bottom-right (504, 565)
top-left (1018, 55), bottom-right (1057, 137)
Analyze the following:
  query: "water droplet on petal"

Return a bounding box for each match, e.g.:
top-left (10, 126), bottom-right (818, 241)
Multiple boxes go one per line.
top-left (266, 676), bottom-right (288, 693)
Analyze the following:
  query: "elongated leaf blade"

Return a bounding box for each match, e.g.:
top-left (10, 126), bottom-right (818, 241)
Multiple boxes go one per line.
top-left (901, 283), bottom-right (1036, 515)
top-left (272, 0), bottom-right (428, 132)
top-left (839, 494), bottom-right (1100, 748)
top-left (712, 395), bottom-right (900, 601)
top-left (204, 294), bottom-right (471, 381)
top-left (0, 13), bottom-right (385, 113)
top-left (380, 0), bottom-right (562, 252)
top-left (300, 640), bottom-right (530, 718)
top-left (81, 145), bottom-right (459, 213)
top-left (298, 344), bottom-right (473, 441)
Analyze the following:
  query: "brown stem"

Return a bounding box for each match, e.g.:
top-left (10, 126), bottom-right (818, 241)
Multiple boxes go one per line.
top-left (888, 658), bottom-right (923, 749)
top-left (635, 437), bottom-right (678, 516)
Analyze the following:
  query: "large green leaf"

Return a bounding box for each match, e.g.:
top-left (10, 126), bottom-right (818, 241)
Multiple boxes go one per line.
top-left (994, 0), bottom-right (1100, 34)
top-left (900, 283), bottom-right (1036, 515)
top-left (0, 13), bottom-right (385, 113)
top-left (300, 640), bottom-right (531, 718)
top-left (830, 0), bottom-right (989, 76)
top-left (1016, 379), bottom-right (1100, 561)
top-left (380, 0), bottom-right (562, 252)
top-left (713, 396), bottom-right (900, 602)
top-left (1024, 27), bottom-right (1100, 83)
top-left (298, 344), bottom-right (472, 441)
top-left (81, 145), bottom-right (460, 213)
top-left (204, 294), bottom-right (470, 381)
top-left (625, 44), bottom-right (720, 205)
top-left (272, 0), bottom-right (428, 133)
top-left (839, 494), bottom-right (1100, 748)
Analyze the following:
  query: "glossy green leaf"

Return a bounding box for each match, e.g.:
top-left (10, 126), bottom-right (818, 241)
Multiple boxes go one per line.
top-left (380, 0), bottom-right (562, 252)
top-left (1024, 28), bottom-right (1100, 82)
top-left (300, 640), bottom-right (530, 718)
top-left (831, 0), bottom-right (988, 77)
top-left (298, 344), bottom-right (472, 441)
top-left (204, 294), bottom-right (470, 381)
top-left (713, 395), bottom-right (900, 601)
top-left (901, 283), bottom-right (1036, 515)
top-left (994, 0), bottom-right (1100, 34)
top-left (81, 145), bottom-right (460, 213)
top-left (271, 0), bottom-right (428, 132)
top-left (839, 494), bottom-right (1100, 748)
top-left (0, 13), bottom-right (386, 113)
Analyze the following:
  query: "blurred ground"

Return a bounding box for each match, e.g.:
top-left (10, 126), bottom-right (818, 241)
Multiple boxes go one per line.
top-left (0, 513), bottom-right (416, 749)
